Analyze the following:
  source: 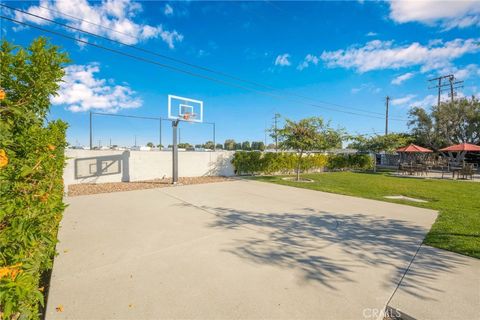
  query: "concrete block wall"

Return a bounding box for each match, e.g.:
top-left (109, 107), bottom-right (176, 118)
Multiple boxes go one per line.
top-left (64, 149), bottom-right (235, 186)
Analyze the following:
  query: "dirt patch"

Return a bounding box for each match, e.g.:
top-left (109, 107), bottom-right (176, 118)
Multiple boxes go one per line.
top-left (68, 176), bottom-right (233, 197)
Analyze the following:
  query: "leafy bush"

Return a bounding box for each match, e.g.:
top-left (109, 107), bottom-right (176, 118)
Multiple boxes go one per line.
top-left (232, 151), bottom-right (372, 175)
top-left (327, 154), bottom-right (373, 171)
top-left (231, 151), bottom-right (265, 175)
top-left (326, 154), bottom-right (349, 170)
top-left (0, 38), bottom-right (69, 319)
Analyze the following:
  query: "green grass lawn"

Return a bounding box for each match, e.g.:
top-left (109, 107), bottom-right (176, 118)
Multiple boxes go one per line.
top-left (250, 172), bottom-right (480, 259)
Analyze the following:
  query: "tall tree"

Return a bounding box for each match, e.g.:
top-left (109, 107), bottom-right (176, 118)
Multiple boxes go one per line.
top-left (203, 141), bottom-right (215, 149)
top-left (257, 141), bottom-right (265, 151)
top-left (278, 117), bottom-right (343, 181)
top-left (408, 97), bottom-right (480, 149)
top-left (251, 141), bottom-right (265, 151)
top-left (241, 141), bottom-right (251, 150)
top-left (224, 139), bottom-right (236, 150)
top-left (349, 133), bottom-right (413, 153)
top-left (178, 142), bottom-right (192, 149)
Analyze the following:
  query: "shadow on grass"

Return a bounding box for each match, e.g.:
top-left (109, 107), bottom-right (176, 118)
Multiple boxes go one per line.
top-left (179, 202), bottom-right (467, 298)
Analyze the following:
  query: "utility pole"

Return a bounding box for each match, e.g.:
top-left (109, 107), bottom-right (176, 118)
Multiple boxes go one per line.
top-left (134, 135), bottom-right (137, 147)
top-left (428, 74), bottom-right (463, 145)
top-left (448, 75), bottom-right (463, 103)
top-left (428, 74), bottom-right (463, 107)
top-left (273, 113), bottom-right (280, 152)
top-left (213, 122), bottom-right (216, 151)
top-left (264, 121), bottom-right (267, 147)
top-left (385, 96), bottom-right (390, 136)
top-left (89, 111), bottom-right (93, 150)
top-left (428, 75), bottom-right (448, 108)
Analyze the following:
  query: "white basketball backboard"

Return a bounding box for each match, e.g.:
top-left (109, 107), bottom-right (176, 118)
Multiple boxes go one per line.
top-left (168, 95), bottom-right (203, 123)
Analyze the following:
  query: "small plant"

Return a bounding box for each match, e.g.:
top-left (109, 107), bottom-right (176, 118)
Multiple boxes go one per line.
top-left (276, 117), bottom-right (344, 181)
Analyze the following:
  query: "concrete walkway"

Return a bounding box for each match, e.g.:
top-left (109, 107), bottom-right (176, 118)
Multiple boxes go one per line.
top-left (46, 180), bottom-right (441, 319)
top-left (387, 245), bottom-right (480, 320)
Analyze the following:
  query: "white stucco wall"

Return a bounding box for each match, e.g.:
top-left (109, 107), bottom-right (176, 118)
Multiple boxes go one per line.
top-left (64, 149), bottom-right (235, 186)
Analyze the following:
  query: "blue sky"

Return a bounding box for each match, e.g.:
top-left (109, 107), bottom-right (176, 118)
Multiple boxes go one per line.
top-left (2, 0), bottom-right (479, 147)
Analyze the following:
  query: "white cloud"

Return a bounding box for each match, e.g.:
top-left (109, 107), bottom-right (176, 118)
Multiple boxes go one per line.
top-left (391, 72), bottom-right (415, 85)
top-left (409, 91), bottom-right (469, 109)
top-left (274, 53), bottom-right (291, 67)
top-left (320, 38), bottom-right (480, 73)
top-left (366, 32), bottom-right (378, 37)
top-left (51, 64), bottom-right (142, 113)
top-left (351, 83), bottom-right (381, 94)
top-left (297, 54), bottom-right (319, 70)
top-left (156, 26), bottom-right (183, 49)
top-left (389, 0), bottom-right (480, 29)
top-left (14, 0), bottom-right (183, 48)
top-left (390, 94), bottom-right (417, 106)
top-left (409, 94), bottom-right (442, 109)
top-left (438, 64), bottom-right (480, 80)
top-left (164, 4), bottom-right (173, 16)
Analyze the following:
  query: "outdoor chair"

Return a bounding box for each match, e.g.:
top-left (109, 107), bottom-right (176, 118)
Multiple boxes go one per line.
top-left (413, 163), bottom-right (428, 176)
top-left (460, 164), bottom-right (475, 180)
top-left (398, 163), bottom-right (408, 175)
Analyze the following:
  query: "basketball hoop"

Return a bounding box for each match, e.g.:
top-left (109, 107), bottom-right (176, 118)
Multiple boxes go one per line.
top-left (182, 113), bottom-right (197, 124)
top-left (168, 95), bottom-right (203, 123)
top-left (167, 94), bottom-right (204, 185)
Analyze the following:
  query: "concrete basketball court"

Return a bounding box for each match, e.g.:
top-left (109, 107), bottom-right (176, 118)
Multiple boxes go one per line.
top-left (46, 179), bottom-right (441, 319)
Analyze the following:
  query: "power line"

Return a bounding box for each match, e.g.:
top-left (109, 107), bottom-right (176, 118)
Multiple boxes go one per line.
top-left (28, 4), bottom-right (395, 117)
top-left (2, 4), bottom-right (407, 119)
top-left (0, 16), bottom-right (277, 93)
top-left (37, 4), bottom-right (139, 41)
top-left (4, 4), bottom-right (275, 92)
top-left (0, 13), bottom-right (408, 122)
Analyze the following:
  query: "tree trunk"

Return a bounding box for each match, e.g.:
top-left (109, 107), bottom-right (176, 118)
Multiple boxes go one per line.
top-left (296, 151), bottom-right (303, 181)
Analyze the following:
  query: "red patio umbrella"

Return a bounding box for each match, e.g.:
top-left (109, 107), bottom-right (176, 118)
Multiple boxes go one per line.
top-left (396, 144), bottom-right (433, 153)
top-left (396, 144), bottom-right (433, 164)
top-left (439, 143), bottom-right (480, 152)
top-left (439, 143), bottom-right (480, 165)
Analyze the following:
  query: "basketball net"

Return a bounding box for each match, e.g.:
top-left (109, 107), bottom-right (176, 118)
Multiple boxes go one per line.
top-left (182, 113), bottom-right (195, 123)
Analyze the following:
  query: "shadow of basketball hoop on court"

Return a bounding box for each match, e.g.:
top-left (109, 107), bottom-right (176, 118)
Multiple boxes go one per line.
top-left (74, 151), bottom-right (130, 182)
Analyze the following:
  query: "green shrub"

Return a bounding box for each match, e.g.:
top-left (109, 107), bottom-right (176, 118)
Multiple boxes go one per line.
top-left (326, 154), bottom-right (349, 170)
top-left (0, 38), bottom-right (69, 319)
top-left (231, 152), bottom-right (372, 175)
top-left (327, 154), bottom-right (373, 171)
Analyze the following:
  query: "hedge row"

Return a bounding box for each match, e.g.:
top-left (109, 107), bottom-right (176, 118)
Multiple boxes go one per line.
top-left (0, 38), bottom-right (69, 319)
top-left (231, 151), bottom-right (372, 175)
